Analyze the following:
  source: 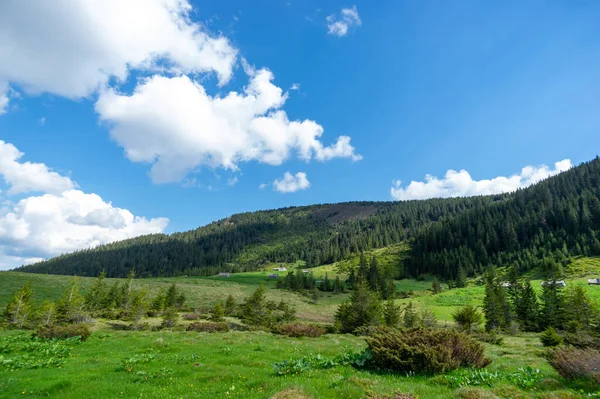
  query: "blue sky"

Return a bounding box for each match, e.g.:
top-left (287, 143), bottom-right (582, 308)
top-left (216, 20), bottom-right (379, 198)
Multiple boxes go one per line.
top-left (0, 0), bottom-right (599, 268)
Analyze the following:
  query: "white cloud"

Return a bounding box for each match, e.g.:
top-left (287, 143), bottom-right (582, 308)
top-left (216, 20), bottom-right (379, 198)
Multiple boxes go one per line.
top-left (0, 85), bottom-right (8, 115)
top-left (273, 172), bottom-right (310, 193)
top-left (95, 68), bottom-right (361, 183)
top-left (0, 140), bottom-right (76, 194)
top-left (0, 0), bottom-right (237, 108)
top-left (327, 6), bottom-right (361, 37)
top-left (227, 176), bottom-right (239, 186)
top-left (259, 183), bottom-right (268, 189)
top-left (0, 141), bottom-right (168, 270)
top-left (391, 159), bottom-right (573, 200)
top-left (38, 117), bottom-right (45, 126)
top-left (290, 83), bottom-right (301, 91)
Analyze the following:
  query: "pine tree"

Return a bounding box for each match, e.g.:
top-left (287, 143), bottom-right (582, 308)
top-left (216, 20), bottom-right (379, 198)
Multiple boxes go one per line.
top-left (85, 270), bottom-right (107, 311)
top-left (403, 301), bottom-right (419, 328)
top-left (160, 307), bottom-right (178, 329)
top-left (368, 256), bottom-right (380, 291)
top-left (38, 301), bottom-right (56, 326)
top-left (482, 269), bottom-right (511, 331)
top-left (335, 281), bottom-right (382, 333)
top-left (563, 285), bottom-right (597, 332)
top-left (333, 276), bottom-right (342, 293)
top-left (539, 281), bottom-right (565, 330)
top-left (383, 300), bottom-right (402, 328)
top-left (224, 294), bottom-right (236, 315)
top-left (240, 285), bottom-right (272, 327)
top-left (456, 266), bottom-right (467, 288)
top-left (514, 281), bottom-right (539, 332)
top-left (211, 303), bottom-right (225, 322)
top-left (347, 268), bottom-right (356, 290)
top-left (56, 278), bottom-right (88, 324)
top-left (4, 281), bottom-right (34, 328)
top-left (431, 277), bottom-right (442, 295)
top-left (357, 253), bottom-right (369, 283)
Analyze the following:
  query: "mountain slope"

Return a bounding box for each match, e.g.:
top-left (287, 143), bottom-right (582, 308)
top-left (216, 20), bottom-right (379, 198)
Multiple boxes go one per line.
top-left (16, 157), bottom-right (600, 279)
top-left (15, 198), bottom-right (497, 277)
top-left (407, 157), bottom-right (600, 279)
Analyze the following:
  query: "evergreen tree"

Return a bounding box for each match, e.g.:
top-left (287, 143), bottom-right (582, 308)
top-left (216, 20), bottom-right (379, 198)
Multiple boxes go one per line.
top-left (160, 307), bottom-right (178, 328)
top-left (456, 266), bottom-right (467, 288)
top-left (56, 278), bottom-right (88, 324)
top-left (403, 301), bottom-right (419, 328)
top-left (539, 282), bottom-right (565, 330)
top-left (38, 301), bottom-right (56, 326)
top-left (383, 300), bottom-right (402, 328)
top-left (333, 276), bottom-right (342, 293)
top-left (224, 294), bottom-right (236, 315)
top-left (335, 281), bottom-right (382, 333)
top-left (431, 277), bottom-right (442, 295)
top-left (4, 281), bottom-right (34, 328)
top-left (85, 270), bottom-right (107, 311)
top-left (514, 281), bottom-right (539, 332)
top-left (368, 255), bottom-right (380, 291)
top-left (357, 253), bottom-right (369, 283)
top-left (482, 269), bottom-right (511, 331)
top-left (211, 303), bottom-right (225, 322)
top-left (240, 285), bottom-right (272, 327)
top-left (347, 268), bottom-right (356, 290)
top-left (563, 285), bottom-right (597, 332)
top-left (452, 305), bottom-right (483, 333)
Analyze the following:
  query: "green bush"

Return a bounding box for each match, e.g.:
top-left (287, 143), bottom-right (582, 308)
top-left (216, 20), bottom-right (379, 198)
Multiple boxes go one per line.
top-left (187, 322), bottom-right (229, 333)
top-left (34, 324), bottom-right (92, 341)
top-left (365, 327), bottom-right (491, 374)
top-left (474, 331), bottom-right (504, 346)
top-left (547, 347), bottom-right (600, 383)
top-left (272, 323), bottom-right (325, 338)
top-left (540, 327), bottom-right (563, 347)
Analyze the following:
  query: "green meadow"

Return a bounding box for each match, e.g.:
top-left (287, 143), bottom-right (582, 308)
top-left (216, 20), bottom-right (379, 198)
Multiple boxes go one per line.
top-left (1, 255), bottom-right (600, 399)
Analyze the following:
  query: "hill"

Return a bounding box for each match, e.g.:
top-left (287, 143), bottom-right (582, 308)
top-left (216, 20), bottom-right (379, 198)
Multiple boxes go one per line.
top-left (15, 157), bottom-right (600, 279)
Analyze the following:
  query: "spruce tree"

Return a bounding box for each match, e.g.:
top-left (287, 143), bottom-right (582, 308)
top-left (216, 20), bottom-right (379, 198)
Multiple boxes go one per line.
top-left (357, 253), bottom-right (369, 283)
top-left (56, 278), bottom-right (87, 324)
top-left (368, 255), bottom-right (380, 291)
top-left (539, 282), bottom-right (565, 330)
top-left (85, 270), bottom-right (107, 311)
top-left (335, 281), bottom-right (382, 333)
top-left (38, 301), bottom-right (56, 326)
top-left (383, 300), bottom-right (402, 328)
top-left (456, 267), bottom-right (467, 288)
top-left (224, 294), bottom-right (236, 315)
top-left (514, 281), bottom-right (539, 332)
top-left (211, 303), bottom-right (225, 322)
top-left (4, 281), bottom-right (34, 328)
top-left (403, 301), bottom-right (419, 328)
top-left (431, 277), bottom-right (442, 295)
top-left (563, 285), bottom-right (597, 332)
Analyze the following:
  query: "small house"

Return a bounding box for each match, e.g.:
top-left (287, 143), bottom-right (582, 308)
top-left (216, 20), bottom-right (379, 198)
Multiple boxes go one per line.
top-left (302, 269), bottom-right (312, 274)
top-left (273, 267), bottom-right (287, 272)
top-left (541, 280), bottom-right (566, 287)
top-left (588, 278), bottom-right (600, 285)
top-left (268, 273), bottom-right (279, 279)
top-left (218, 272), bottom-right (231, 278)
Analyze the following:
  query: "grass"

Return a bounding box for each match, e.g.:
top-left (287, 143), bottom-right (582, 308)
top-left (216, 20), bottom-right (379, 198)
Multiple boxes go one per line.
top-left (2, 255), bottom-right (600, 398)
top-left (0, 329), bottom-right (575, 399)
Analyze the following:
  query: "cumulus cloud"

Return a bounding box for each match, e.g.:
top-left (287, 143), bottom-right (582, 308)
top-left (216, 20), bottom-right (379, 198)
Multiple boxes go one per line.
top-left (391, 159), bottom-right (573, 200)
top-left (0, 86), bottom-right (8, 115)
top-left (0, 140), bottom-right (75, 194)
top-left (327, 6), bottom-right (361, 37)
top-left (273, 172), bottom-right (310, 193)
top-left (0, 141), bottom-right (168, 270)
top-left (95, 69), bottom-right (361, 183)
top-left (0, 0), bottom-right (236, 108)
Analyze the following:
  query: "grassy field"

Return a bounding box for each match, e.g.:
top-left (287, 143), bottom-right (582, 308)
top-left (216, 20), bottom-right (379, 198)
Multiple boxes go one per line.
top-left (1, 256), bottom-right (600, 398)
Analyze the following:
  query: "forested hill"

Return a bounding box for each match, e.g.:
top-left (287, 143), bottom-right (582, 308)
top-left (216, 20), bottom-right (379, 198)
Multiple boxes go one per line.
top-left (16, 198), bottom-right (499, 278)
top-left (16, 157), bottom-right (600, 279)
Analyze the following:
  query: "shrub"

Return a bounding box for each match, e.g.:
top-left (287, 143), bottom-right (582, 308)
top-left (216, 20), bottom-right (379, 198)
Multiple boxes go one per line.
top-left (210, 303), bottom-right (225, 322)
top-left (563, 332), bottom-right (600, 349)
top-left (160, 307), bottom-right (178, 329)
top-left (365, 327), bottom-right (491, 374)
top-left (540, 327), bottom-right (563, 347)
top-left (335, 282), bottom-right (382, 333)
top-left (272, 323), bottom-right (325, 338)
top-left (547, 347), bottom-right (600, 383)
top-left (474, 331), bottom-right (504, 346)
top-left (453, 305), bottom-right (483, 333)
top-left (182, 312), bottom-right (200, 320)
top-left (34, 324), bottom-right (92, 341)
top-left (187, 322), bottom-right (229, 333)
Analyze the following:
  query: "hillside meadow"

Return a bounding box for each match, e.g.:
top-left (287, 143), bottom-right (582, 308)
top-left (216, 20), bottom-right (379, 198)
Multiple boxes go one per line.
top-left (1, 255), bottom-right (600, 398)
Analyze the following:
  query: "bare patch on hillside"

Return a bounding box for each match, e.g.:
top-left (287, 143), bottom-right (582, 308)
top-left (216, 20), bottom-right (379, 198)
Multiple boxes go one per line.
top-left (313, 203), bottom-right (378, 224)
